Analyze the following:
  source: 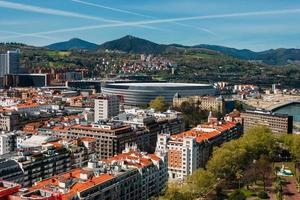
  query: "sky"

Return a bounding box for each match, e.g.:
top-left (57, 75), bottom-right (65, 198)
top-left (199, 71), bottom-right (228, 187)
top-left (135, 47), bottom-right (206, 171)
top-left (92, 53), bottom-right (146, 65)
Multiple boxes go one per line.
top-left (0, 0), bottom-right (300, 51)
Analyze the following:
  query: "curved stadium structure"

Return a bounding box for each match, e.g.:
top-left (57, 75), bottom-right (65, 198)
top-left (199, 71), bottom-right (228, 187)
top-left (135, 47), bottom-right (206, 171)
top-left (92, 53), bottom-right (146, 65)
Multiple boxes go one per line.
top-left (102, 82), bottom-right (216, 106)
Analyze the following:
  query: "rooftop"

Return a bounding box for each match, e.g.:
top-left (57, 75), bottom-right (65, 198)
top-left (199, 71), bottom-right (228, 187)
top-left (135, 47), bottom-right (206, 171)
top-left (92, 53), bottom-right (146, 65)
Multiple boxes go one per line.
top-left (31, 168), bottom-right (114, 199)
top-left (106, 82), bottom-right (212, 87)
top-left (103, 147), bottom-right (161, 169)
top-left (171, 122), bottom-right (238, 143)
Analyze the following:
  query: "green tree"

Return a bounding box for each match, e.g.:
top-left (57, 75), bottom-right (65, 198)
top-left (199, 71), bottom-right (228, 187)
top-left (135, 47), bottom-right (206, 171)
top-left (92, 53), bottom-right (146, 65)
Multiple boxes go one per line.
top-left (281, 135), bottom-right (300, 161)
top-left (257, 155), bottom-right (271, 191)
top-left (175, 101), bottom-right (208, 128)
top-left (149, 96), bottom-right (168, 112)
top-left (186, 168), bottom-right (216, 197)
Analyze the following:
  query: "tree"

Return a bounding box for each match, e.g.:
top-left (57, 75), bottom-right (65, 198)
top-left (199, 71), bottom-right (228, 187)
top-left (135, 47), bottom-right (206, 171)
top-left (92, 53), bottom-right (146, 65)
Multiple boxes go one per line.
top-left (160, 183), bottom-right (192, 200)
top-left (242, 165), bottom-right (256, 189)
top-left (281, 135), bottom-right (300, 161)
top-left (186, 168), bottom-right (215, 197)
top-left (175, 101), bottom-right (208, 128)
top-left (149, 96), bottom-right (168, 112)
top-left (256, 155), bottom-right (271, 191)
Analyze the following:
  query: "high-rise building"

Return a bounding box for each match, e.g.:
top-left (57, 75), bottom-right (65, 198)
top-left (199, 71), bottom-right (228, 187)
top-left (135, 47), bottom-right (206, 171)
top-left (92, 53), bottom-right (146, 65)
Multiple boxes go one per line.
top-left (94, 94), bottom-right (120, 122)
top-left (241, 110), bottom-right (293, 134)
top-left (0, 49), bottom-right (20, 77)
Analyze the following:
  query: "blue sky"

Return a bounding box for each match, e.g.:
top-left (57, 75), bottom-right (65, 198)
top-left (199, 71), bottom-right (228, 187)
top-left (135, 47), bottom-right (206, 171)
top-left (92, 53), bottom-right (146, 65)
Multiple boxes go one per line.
top-left (0, 0), bottom-right (300, 51)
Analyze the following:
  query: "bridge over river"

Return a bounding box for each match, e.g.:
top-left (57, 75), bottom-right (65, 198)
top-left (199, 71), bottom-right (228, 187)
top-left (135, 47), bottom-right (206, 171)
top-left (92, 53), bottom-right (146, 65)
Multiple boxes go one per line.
top-left (268, 100), bottom-right (300, 111)
top-left (241, 94), bottom-right (300, 111)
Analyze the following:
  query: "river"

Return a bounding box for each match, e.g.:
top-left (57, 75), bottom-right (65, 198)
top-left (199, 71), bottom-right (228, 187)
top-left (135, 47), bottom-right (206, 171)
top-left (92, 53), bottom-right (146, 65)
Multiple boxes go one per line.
top-left (274, 103), bottom-right (300, 123)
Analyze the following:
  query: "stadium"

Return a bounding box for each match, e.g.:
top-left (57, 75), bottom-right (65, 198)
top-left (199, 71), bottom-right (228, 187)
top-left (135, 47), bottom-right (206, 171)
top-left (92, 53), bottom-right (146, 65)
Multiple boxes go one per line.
top-left (101, 82), bottom-right (216, 106)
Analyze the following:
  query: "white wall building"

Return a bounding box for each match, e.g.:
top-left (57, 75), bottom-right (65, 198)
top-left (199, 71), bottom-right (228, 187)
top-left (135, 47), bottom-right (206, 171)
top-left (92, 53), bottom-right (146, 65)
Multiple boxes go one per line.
top-left (156, 122), bottom-right (242, 180)
top-left (0, 133), bottom-right (16, 155)
top-left (94, 94), bottom-right (119, 122)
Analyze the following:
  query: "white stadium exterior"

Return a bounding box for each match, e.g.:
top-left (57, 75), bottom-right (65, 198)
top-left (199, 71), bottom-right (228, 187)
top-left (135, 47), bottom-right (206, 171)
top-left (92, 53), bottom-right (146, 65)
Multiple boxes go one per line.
top-left (101, 82), bottom-right (216, 106)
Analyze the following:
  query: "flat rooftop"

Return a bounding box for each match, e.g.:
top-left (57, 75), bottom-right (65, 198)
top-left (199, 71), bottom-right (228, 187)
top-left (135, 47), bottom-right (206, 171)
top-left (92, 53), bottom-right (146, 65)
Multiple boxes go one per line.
top-left (106, 82), bottom-right (212, 87)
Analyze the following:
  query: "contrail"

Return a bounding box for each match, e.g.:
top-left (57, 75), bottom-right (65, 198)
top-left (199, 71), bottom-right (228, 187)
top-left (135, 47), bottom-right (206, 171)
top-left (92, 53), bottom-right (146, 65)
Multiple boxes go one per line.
top-left (0, 0), bottom-right (166, 31)
top-left (3, 8), bottom-right (300, 40)
top-left (71, 0), bottom-right (217, 36)
top-left (0, 0), bottom-right (117, 23)
top-left (71, 0), bottom-right (153, 19)
top-left (0, 30), bottom-right (56, 40)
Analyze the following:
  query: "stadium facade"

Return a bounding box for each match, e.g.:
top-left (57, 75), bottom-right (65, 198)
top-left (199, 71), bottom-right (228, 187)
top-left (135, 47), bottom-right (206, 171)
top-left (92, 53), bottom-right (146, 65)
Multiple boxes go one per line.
top-left (101, 82), bottom-right (216, 106)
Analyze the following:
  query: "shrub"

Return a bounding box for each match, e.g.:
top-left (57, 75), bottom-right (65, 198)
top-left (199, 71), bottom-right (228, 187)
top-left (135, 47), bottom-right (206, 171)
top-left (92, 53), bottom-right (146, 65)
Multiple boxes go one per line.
top-left (257, 191), bottom-right (269, 199)
top-left (229, 190), bottom-right (246, 200)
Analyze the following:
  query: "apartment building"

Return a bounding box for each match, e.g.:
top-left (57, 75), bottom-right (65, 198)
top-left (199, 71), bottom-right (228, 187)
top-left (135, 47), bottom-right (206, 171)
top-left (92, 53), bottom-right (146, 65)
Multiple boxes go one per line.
top-left (0, 133), bottom-right (16, 155)
top-left (0, 180), bottom-right (21, 199)
top-left (156, 121), bottom-right (242, 180)
top-left (112, 108), bottom-right (185, 153)
top-left (0, 113), bottom-right (19, 131)
top-left (94, 94), bottom-right (120, 122)
top-left (14, 142), bottom-right (72, 187)
top-left (63, 137), bottom-right (96, 168)
top-left (0, 136), bottom-right (97, 187)
top-left (0, 159), bottom-right (24, 184)
top-left (39, 122), bottom-right (138, 159)
top-left (241, 110), bottom-right (293, 134)
top-left (10, 146), bottom-right (168, 200)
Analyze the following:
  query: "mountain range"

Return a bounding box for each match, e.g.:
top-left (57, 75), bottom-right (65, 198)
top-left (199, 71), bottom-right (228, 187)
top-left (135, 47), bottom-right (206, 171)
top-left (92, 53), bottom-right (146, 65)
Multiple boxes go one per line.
top-left (45, 35), bottom-right (300, 66)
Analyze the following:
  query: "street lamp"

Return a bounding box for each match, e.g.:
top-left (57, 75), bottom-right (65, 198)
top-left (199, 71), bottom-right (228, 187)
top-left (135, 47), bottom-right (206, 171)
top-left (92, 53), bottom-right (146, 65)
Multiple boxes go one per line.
top-left (253, 159), bottom-right (257, 184)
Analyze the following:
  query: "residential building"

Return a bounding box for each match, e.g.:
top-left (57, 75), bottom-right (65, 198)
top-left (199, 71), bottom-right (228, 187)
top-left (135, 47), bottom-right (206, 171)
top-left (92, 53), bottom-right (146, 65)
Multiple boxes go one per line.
top-left (156, 121), bottom-right (242, 180)
top-left (0, 159), bottom-right (24, 184)
top-left (224, 109), bottom-right (243, 124)
top-left (38, 122), bottom-right (137, 159)
top-left (62, 137), bottom-right (96, 168)
top-left (94, 94), bottom-right (120, 122)
top-left (241, 110), bottom-right (293, 134)
top-left (0, 133), bottom-right (16, 155)
top-left (233, 84), bottom-right (259, 93)
top-left (14, 142), bottom-right (72, 187)
top-left (10, 146), bottom-right (168, 200)
top-left (0, 180), bottom-right (21, 199)
top-left (0, 113), bottom-right (19, 131)
top-left (66, 123), bottom-right (136, 159)
top-left (112, 108), bottom-right (185, 153)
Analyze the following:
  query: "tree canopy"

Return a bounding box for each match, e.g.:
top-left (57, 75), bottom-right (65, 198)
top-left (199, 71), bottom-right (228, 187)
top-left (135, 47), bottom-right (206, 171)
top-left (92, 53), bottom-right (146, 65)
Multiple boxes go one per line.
top-left (149, 96), bottom-right (168, 112)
